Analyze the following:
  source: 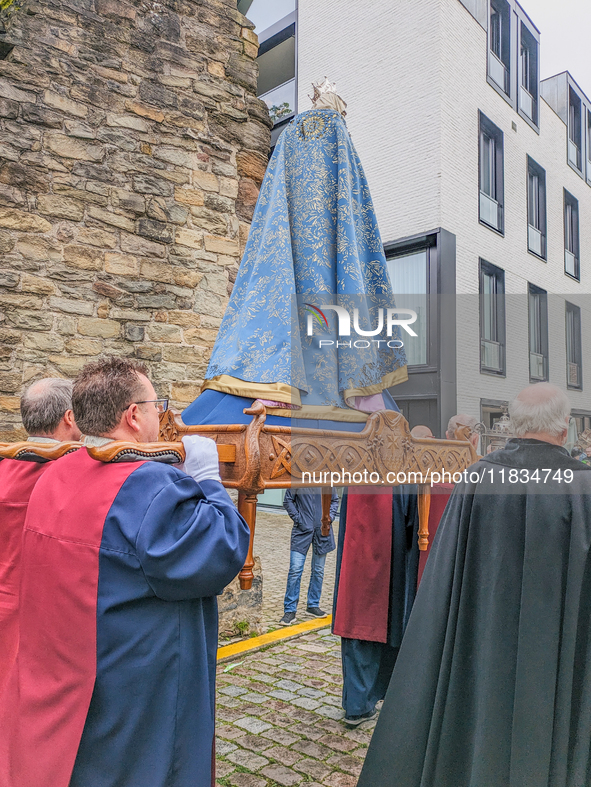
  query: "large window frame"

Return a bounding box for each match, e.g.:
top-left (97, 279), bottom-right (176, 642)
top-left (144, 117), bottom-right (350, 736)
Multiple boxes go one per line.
top-left (527, 156), bottom-right (546, 259)
top-left (479, 112), bottom-right (504, 234)
top-left (565, 301), bottom-right (582, 390)
top-left (488, 0), bottom-right (511, 97)
top-left (564, 189), bottom-right (580, 281)
top-left (479, 259), bottom-right (506, 377)
top-left (568, 87), bottom-right (583, 172)
top-left (519, 22), bottom-right (539, 126)
top-left (528, 284), bottom-right (548, 382)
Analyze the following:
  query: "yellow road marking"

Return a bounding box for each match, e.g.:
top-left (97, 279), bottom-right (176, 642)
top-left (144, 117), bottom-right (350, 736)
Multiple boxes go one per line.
top-left (217, 614), bottom-right (332, 662)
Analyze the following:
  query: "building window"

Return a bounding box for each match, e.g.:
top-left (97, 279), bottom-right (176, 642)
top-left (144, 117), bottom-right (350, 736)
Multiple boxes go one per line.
top-left (528, 284), bottom-right (548, 381)
top-left (479, 113), bottom-right (504, 233)
top-left (386, 249), bottom-right (428, 366)
top-left (519, 23), bottom-right (539, 124)
top-left (480, 259), bottom-right (505, 375)
top-left (564, 190), bottom-right (580, 280)
top-left (488, 0), bottom-right (510, 96)
top-left (566, 302), bottom-right (582, 389)
top-left (527, 156), bottom-right (546, 259)
top-left (568, 87), bottom-right (582, 171)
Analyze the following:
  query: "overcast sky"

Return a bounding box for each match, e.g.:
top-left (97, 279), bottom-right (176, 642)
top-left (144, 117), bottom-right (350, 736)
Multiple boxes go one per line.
top-left (520, 0), bottom-right (591, 96)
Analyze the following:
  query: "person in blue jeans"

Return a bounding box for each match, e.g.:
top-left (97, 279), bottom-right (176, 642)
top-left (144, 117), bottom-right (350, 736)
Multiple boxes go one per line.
top-left (280, 487), bottom-right (339, 625)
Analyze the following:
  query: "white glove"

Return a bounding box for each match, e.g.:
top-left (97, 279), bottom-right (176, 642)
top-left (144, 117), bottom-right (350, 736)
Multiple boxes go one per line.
top-left (179, 435), bottom-right (222, 483)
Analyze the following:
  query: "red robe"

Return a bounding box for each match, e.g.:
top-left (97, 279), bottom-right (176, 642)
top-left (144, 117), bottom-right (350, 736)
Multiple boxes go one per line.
top-left (0, 458), bottom-right (49, 696)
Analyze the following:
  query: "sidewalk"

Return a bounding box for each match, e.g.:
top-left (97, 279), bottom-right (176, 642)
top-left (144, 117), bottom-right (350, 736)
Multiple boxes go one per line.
top-left (255, 509), bottom-right (339, 630)
top-left (215, 628), bottom-right (373, 787)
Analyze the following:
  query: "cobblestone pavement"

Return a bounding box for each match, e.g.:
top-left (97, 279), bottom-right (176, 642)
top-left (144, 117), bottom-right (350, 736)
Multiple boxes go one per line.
top-left (255, 509), bottom-right (339, 631)
top-left (216, 628), bottom-right (373, 787)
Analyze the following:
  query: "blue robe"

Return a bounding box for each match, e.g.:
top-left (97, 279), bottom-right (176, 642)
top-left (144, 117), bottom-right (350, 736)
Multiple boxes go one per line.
top-left (1, 448), bottom-right (250, 787)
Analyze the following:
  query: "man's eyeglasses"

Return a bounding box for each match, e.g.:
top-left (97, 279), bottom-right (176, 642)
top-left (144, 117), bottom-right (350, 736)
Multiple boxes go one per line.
top-left (132, 399), bottom-right (169, 414)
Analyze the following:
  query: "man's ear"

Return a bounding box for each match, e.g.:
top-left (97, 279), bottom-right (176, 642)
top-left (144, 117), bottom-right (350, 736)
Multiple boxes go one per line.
top-left (64, 409), bottom-right (75, 427)
top-left (124, 403), bottom-right (141, 434)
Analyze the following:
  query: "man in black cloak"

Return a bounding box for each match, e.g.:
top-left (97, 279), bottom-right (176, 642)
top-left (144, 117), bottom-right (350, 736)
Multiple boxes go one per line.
top-left (358, 382), bottom-right (591, 787)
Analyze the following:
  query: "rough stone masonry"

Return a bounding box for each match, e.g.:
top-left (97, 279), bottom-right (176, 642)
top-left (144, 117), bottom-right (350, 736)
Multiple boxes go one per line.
top-left (0, 0), bottom-right (271, 440)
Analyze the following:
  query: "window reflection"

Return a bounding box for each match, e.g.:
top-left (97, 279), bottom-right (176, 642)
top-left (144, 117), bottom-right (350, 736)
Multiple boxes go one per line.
top-left (244, 0), bottom-right (295, 33)
top-left (387, 251), bottom-right (428, 366)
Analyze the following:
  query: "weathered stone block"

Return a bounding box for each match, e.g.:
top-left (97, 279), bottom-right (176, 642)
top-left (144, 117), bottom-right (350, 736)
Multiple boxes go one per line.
top-left (111, 189), bottom-right (146, 215)
top-left (125, 100), bottom-right (165, 123)
top-left (174, 187), bottom-right (204, 207)
top-left (63, 245), bottom-right (104, 271)
top-left (96, 0), bottom-right (136, 21)
top-left (175, 227), bottom-right (203, 249)
top-left (37, 194), bottom-right (85, 221)
top-left (121, 232), bottom-right (167, 258)
top-left (132, 173), bottom-right (172, 196)
top-left (0, 271), bottom-right (18, 288)
top-left (105, 253), bottom-right (139, 276)
top-left (0, 207), bottom-right (51, 233)
top-left (0, 162), bottom-right (50, 194)
top-left (124, 324), bottom-right (145, 341)
top-left (44, 90), bottom-right (88, 118)
top-left (0, 79), bottom-right (36, 104)
top-left (173, 269), bottom-right (202, 288)
top-left (78, 317), bottom-right (121, 338)
top-left (48, 297), bottom-right (94, 316)
top-left (0, 98), bottom-right (18, 119)
top-left (0, 372), bottom-right (22, 393)
top-left (76, 227), bottom-right (118, 248)
top-left (204, 233), bottom-right (239, 256)
top-left (5, 311), bottom-right (53, 331)
top-left (45, 133), bottom-right (103, 162)
top-left (20, 274), bottom-right (56, 295)
top-left (193, 169), bottom-right (220, 192)
top-left (87, 205), bottom-right (135, 232)
top-left (65, 337), bottom-right (102, 355)
top-left (147, 323), bottom-right (182, 342)
top-left (137, 218), bottom-right (174, 244)
top-left (23, 333), bottom-right (64, 352)
top-left (139, 259), bottom-right (172, 283)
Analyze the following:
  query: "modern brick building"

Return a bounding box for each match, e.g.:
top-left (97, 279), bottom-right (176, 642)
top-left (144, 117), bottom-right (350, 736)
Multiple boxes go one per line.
top-left (244, 0), bottom-right (591, 436)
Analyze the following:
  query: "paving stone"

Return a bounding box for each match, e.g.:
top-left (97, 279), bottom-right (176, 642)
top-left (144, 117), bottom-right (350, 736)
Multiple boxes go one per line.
top-left (292, 740), bottom-right (332, 760)
top-left (261, 727), bottom-right (301, 747)
top-left (322, 773), bottom-right (358, 787)
top-left (240, 692), bottom-right (268, 704)
top-left (295, 643), bottom-right (330, 653)
top-left (326, 753), bottom-right (363, 777)
top-left (240, 703), bottom-right (270, 716)
top-left (287, 721), bottom-right (324, 741)
top-left (260, 764), bottom-right (303, 786)
top-left (297, 687), bottom-right (326, 699)
top-left (292, 696), bottom-right (323, 710)
top-left (217, 724), bottom-right (246, 741)
top-left (277, 662), bottom-right (302, 672)
top-left (248, 672), bottom-right (277, 685)
top-left (216, 759), bottom-right (236, 777)
top-left (293, 757), bottom-right (333, 780)
top-left (315, 705), bottom-right (344, 720)
top-left (317, 719), bottom-right (347, 735)
top-left (319, 694), bottom-right (342, 707)
top-left (269, 689), bottom-right (298, 701)
top-left (233, 734), bottom-right (274, 753)
top-left (233, 717), bottom-right (272, 734)
top-left (342, 727), bottom-right (372, 744)
top-left (288, 708), bottom-right (319, 724)
top-left (276, 679), bottom-right (304, 692)
top-left (318, 734), bottom-right (358, 753)
top-left (217, 695), bottom-right (242, 708)
top-left (217, 708), bottom-right (244, 723)
top-left (219, 685), bottom-right (248, 697)
top-left (227, 774), bottom-right (268, 787)
top-left (226, 749), bottom-right (269, 771)
top-left (260, 711), bottom-right (291, 728)
top-left (246, 681), bottom-right (275, 693)
top-left (264, 699), bottom-right (294, 712)
top-left (264, 745), bottom-right (302, 766)
top-left (216, 738), bottom-right (238, 756)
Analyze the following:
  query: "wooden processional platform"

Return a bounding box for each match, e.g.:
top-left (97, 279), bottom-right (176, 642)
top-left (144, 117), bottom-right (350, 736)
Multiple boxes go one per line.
top-left (0, 402), bottom-right (478, 590)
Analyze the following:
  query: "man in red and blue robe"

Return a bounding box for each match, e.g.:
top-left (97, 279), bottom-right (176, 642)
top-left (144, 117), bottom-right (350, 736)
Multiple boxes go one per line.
top-left (1, 358), bottom-right (250, 787)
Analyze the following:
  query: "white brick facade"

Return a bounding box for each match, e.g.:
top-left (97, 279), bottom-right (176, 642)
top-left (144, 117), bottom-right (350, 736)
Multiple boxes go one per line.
top-left (297, 0), bottom-right (591, 423)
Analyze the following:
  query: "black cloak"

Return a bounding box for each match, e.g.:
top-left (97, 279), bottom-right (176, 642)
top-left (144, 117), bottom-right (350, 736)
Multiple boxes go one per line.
top-left (358, 439), bottom-right (591, 787)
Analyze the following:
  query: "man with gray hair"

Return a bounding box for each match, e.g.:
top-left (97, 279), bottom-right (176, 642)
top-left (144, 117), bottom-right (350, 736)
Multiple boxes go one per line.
top-left (0, 378), bottom-right (80, 699)
top-left (359, 382), bottom-right (591, 787)
top-left (20, 377), bottom-right (81, 442)
top-left (446, 413), bottom-right (479, 448)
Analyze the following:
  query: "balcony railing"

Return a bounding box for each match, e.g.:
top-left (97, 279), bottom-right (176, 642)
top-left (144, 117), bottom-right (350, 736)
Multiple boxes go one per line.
top-left (529, 352), bottom-right (546, 381)
top-left (519, 86), bottom-right (534, 120)
top-left (568, 362), bottom-right (581, 388)
top-left (488, 50), bottom-right (508, 93)
top-left (565, 249), bottom-right (578, 277)
top-left (481, 339), bottom-right (502, 372)
top-left (528, 225), bottom-right (544, 257)
top-left (480, 192), bottom-right (501, 231)
top-left (568, 138), bottom-right (581, 169)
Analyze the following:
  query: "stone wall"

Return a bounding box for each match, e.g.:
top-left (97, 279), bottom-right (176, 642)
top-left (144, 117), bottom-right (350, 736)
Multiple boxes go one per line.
top-left (0, 0), bottom-right (270, 439)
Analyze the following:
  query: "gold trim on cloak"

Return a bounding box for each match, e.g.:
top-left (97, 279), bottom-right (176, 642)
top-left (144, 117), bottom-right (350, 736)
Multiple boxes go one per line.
top-left (202, 365), bottom-right (409, 421)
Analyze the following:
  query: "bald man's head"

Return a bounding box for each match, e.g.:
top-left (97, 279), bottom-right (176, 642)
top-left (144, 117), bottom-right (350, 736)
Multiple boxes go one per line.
top-left (509, 383), bottom-right (570, 442)
top-left (20, 378), bottom-right (81, 441)
top-left (411, 425), bottom-right (433, 439)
